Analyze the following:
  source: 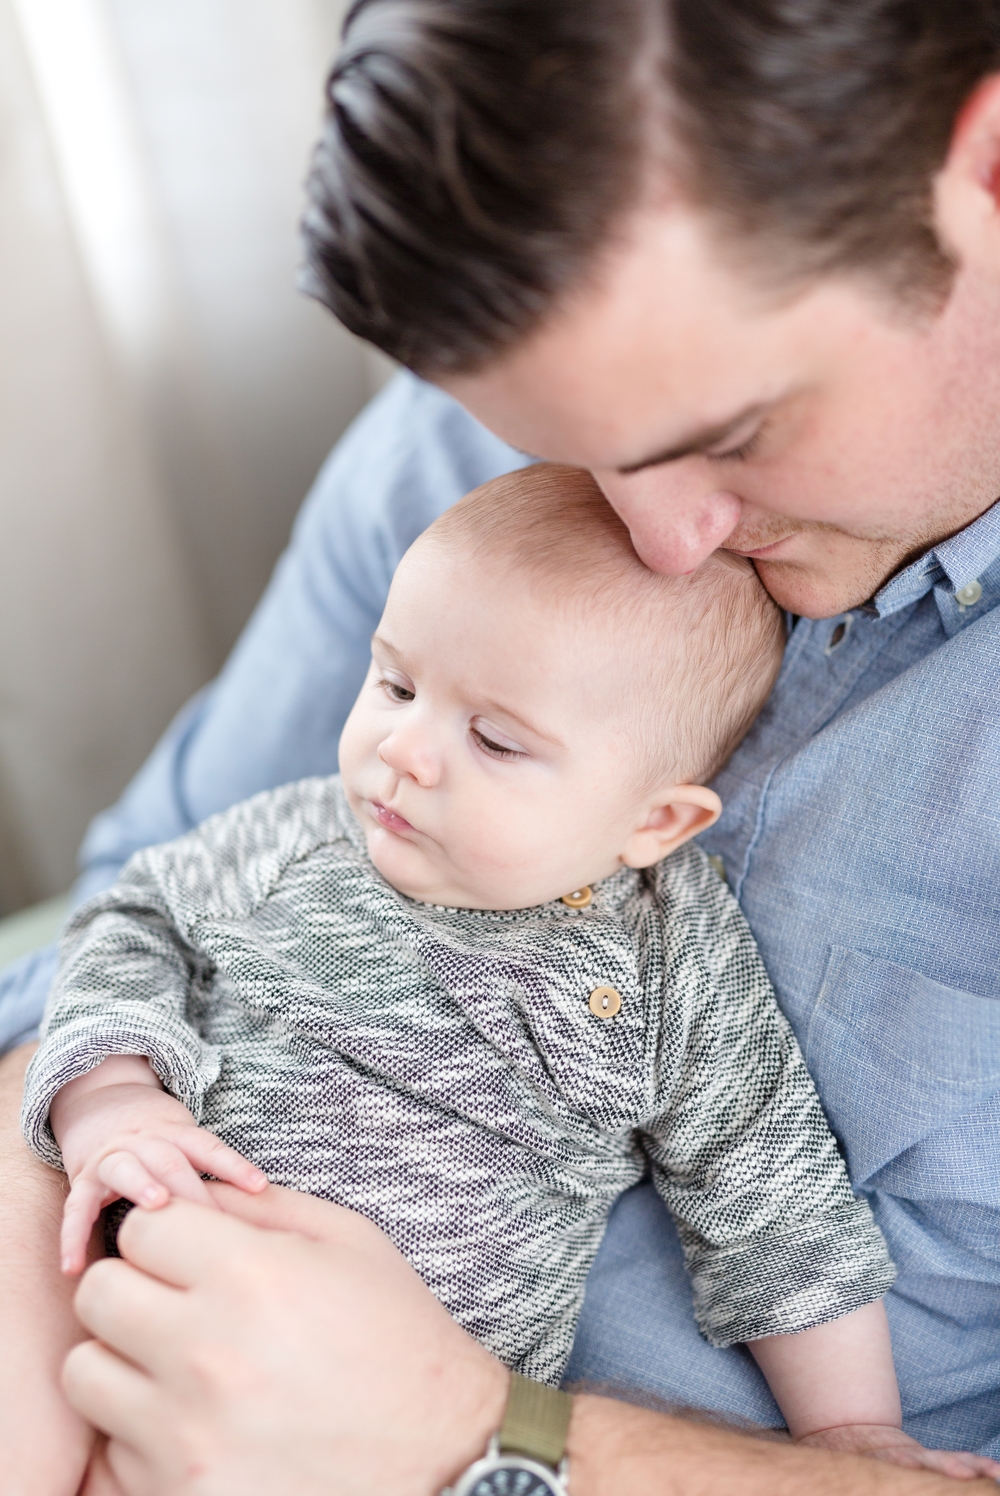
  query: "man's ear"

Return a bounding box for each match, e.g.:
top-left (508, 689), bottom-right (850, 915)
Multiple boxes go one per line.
top-left (618, 783), bottom-right (722, 870)
top-left (934, 73), bottom-right (1000, 272)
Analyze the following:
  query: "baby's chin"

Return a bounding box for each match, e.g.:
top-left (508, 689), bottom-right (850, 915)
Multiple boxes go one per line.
top-left (363, 825), bottom-right (462, 905)
top-left (365, 831), bottom-right (577, 912)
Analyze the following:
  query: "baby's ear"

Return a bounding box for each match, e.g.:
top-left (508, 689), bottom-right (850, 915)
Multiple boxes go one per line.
top-left (619, 784), bottom-right (722, 870)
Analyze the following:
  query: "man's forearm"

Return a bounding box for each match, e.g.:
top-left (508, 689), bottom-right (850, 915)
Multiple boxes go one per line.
top-left (0, 1042), bottom-right (96, 1496)
top-left (61, 1190), bottom-right (999, 1496)
top-left (566, 1393), bottom-right (997, 1496)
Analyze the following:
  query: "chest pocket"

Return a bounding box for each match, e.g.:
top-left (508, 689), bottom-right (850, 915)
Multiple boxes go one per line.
top-left (804, 947), bottom-right (1000, 1188)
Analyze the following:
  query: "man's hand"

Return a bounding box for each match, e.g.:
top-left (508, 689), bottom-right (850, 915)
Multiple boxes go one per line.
top-left (51, 1056), bottom-right (268, 1274)
top-left (798, 1424), bottom-right (1000, 1481)
top-left (77, 1439), bottom-right (127, 1496)
top-left (63, 1192), bottom-right (510, 1496)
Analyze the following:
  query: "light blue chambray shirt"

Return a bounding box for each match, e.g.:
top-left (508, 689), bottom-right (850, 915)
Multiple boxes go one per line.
top-left (4, 372), bottom-right (999, 1452)
top-left (697, 501), bottom-right (1000, 1449)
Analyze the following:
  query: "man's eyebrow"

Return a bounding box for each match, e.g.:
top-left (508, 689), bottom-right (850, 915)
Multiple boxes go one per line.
top-left (616, 404), bottom-right (767, 475)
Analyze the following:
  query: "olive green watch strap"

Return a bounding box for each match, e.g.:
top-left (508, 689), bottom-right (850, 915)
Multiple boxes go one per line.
top-left (498, 1372), bottom-right (572, 1470)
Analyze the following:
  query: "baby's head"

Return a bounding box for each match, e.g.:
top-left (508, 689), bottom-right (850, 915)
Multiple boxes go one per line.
top-left (339, 465), bottom-right (784, 909)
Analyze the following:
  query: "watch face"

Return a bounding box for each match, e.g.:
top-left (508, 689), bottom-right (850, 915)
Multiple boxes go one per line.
top-left (453, 1455), bottom-right (564, 1496)
top-left (468, 1469), bottom-right (557, 1495)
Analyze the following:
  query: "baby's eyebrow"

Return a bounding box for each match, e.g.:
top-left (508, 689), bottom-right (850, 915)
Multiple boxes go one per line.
top-left (372, 633), bottom-right (564, 749)
top-left (371, 634), bottom-right (403, 661)
top-left (480, 699), bottom-right (564, 750)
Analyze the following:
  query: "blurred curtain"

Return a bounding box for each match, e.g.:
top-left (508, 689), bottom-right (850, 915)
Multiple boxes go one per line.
top-left (0, 0), bottom-right (385, 912)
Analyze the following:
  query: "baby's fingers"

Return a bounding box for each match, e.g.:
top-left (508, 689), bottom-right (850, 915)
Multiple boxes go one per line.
top-left (96, 1144), bottom-right (200, 1210)
top-left (172, 1127), bottom-right (268, 1195)
top-left (62, 1176), bottom-right (112, 1276)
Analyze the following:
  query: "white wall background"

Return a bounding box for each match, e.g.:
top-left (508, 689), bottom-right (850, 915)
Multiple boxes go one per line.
top-left (0, 0), bottom-right (387, 914)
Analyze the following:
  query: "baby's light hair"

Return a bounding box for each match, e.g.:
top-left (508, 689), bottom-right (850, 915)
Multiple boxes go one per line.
top-left (424, 464), bottom-right (785, 786)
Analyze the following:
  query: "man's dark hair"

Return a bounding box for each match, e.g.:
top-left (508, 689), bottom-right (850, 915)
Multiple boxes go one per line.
top-left (302, 0), bottom-right (1000, 375)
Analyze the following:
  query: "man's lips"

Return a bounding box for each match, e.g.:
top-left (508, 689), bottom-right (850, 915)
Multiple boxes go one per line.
top-left (729, 532), bottom-right (798, 560)
top-left (371, 800), bottom-right (415, 834)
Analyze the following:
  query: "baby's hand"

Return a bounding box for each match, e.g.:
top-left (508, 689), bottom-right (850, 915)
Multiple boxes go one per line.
top-left (798, 1424), bottom-right (1000, 1481)
top-left (50, 1054), bottom-right (268, 1275)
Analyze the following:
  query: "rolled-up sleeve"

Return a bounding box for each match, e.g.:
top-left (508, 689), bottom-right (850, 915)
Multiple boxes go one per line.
top-left (643, 850), bottom-right (895, 1347)
top-left (21, 776), bottom-right (349, 1171)
top-left (20, 868), bottom-right (222, 1169)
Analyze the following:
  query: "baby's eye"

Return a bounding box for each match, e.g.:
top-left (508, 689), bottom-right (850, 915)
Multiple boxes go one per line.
top-left (470, 723), bottom-right (526, 761)
top-left (378, 677), bottom-right (415, 703)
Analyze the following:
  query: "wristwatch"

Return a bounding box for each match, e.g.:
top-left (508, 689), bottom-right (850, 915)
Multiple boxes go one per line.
top-left (443, 1371), bottom-right (572, 1495)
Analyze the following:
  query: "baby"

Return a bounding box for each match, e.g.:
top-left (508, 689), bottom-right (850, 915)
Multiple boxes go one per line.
top-left (20, 465), bottom-right (995, 1477)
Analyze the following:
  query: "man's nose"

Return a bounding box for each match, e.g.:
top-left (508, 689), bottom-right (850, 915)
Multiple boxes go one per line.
top-left (595, 466), bottom-right (743, 575)
top-left (377, 723), bottom-right (441, 787)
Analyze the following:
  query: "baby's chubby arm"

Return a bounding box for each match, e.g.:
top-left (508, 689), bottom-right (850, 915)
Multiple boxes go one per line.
top-left (749, 1301), bottom-right (1000, 1481)
top-left (51, 1054), bottom-right (267, 1274)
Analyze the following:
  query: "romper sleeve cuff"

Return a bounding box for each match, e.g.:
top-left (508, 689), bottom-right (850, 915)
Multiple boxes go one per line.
top-left (686, 1199), bottom-right (896, 1347)
top-left (20, 1012), bottom-right (221, 1170)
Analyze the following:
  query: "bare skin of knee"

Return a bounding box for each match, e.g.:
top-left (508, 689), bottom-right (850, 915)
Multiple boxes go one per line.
top-left (0, 1042), bottom-right (100, 1496)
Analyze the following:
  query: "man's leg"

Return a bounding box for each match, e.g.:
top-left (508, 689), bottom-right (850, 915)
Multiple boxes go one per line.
top-left (0, 1042), bottom-right (96, 1496)
top-left (0, 942), bottom-right (56, 1054)
top-left (565, 1181), bottom-right (784, 1425)
top-left (885, 1285), bottom-right (1000, 1458)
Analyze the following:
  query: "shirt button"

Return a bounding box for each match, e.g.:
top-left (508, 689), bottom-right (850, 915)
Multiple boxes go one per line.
top-left (589, 985), bottom-right (621, 1019)
top-left (561, 887), bottom-right (592, 909)
top-left (955, 580), bottom-right (983, 607)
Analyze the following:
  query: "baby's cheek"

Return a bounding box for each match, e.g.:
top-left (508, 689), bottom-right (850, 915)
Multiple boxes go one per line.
top-left (462, 807), bottom-right (563, 894)
top-left (337, 713), bottom-right (367, 783)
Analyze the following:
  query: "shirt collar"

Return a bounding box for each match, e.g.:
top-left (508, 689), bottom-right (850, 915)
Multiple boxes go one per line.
top-left (873, 497), bottom-right (1000, 621)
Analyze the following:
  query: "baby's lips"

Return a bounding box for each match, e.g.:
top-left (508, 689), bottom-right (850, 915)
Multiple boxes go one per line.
top-left (371, 800), bottom-right (415, 834)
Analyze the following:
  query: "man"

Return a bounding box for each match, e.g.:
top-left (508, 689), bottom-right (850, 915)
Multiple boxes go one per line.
top-left (4, 0), bottom-right (1000, 1490)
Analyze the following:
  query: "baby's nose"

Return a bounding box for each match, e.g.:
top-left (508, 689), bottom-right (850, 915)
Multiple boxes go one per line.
top-left (377, 730), bottom-right (440, 787)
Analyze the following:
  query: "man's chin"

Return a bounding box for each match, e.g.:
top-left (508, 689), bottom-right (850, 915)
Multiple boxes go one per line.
top-left (752, 557), bottom-right (881, 619)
